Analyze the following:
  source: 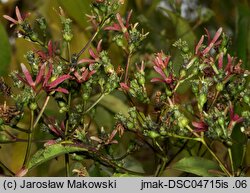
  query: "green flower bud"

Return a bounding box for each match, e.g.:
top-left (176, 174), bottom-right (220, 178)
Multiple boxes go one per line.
top-left (82, 93), bottom-right (89, 101)
top-left (243, 95), bottom-right (250, 104)
top-left (127, 122), bottom-right (134, 129)
top-left (160, 127), bottom-right (167, 135)
top-left (59, 106), bottom-right (68, 113)
top-left (182, 46), bottom-right (189, 53)
top-left (104, 64), bottom-right (114, 74)
top-left (180, 69), bottom-right (186, 78)
top-left (165, 88), bottom-right (172, 96)
top-left (29, 102), bottom-right (37, 110)
top-left (30, 33), bottom-right (38, 41)
top-left (216, 83), bottom-right (224, 92)
top-left (217, 117), bottom-right (225, 128)
top-left (215, 127), bottom-right (223, 137)
top-left (198, 94), bottom-right (207, 111)
top-left (148, 131), bottom-right (160, 139)
top-left (138, 76), bottom-right (145, 85)
top-left (58, 101), bottom-right (66, 108)
top-left (130, 111), bottom-right (137, 119)
top-left (63, 33), bottom-right (73, 42)
top-left (178, 116), bottom-right (189, 128)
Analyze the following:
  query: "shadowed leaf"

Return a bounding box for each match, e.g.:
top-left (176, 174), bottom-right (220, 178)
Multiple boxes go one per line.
top-left (172, 156), bottom-right (221, 177)
top-left (27, 143), bottom-right (88, 170)
top-left (0, 23), bottom-right (11, 76)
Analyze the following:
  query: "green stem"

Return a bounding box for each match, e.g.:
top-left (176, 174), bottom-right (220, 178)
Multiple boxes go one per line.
top-left (169, 133), bottom-right (200, 141)
top-left (23, 110), bottom-right (34, 168)
top-left (125, 52), bottom-right (132, 84)
top-left (173, 73), bottom-right (195, 93)
top-left (76, 15), bottom-right (111, 59)
top-left (67, 42), bottom-right (71, 62)
top-left (228, 147), bottom-right (235, 176)
top-left (155, 157), bottom-right (168, 177)
top-left (33, 96), bottom-right (50, 128)
top-left (201, 139), bottom-right (232, 176)
top-left (0, 160), bottom-right (15, 176)
top-left (76, 30), bottom-right (99, 59)
top-left (186, 125), bottom-right (201, 138)
top-left (64, 92), bottom-right (72, 177)
top-left (84, 94), bottom-right (105, 114)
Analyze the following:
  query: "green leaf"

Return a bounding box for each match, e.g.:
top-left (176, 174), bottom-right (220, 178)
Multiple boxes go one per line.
top-left (57, 0), bottom-right (92, 29)
top-left (0, 23), bottom-right (11, 76)
top-left (231, 125), bottom-right (247, 170)
top-left (27, 143), bottom-right (88, 170)
top-left (236, 4), bottom-right (250, 69)
top-left (91, 94), bottom-right (129, 116)
top-left (160, 8), bottom-right (196, 48)
top-left (172, 156), bottom-right (221, 177)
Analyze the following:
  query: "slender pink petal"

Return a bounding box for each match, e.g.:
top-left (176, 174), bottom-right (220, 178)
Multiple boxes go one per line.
top-left (15, 6), bottom-right (23, 23)
top-left (48, 124), bottom-right (63, 136)
top-left (211, 27), bottom-right (223, 44)
top-left (89, 48), bottom-right (97, 59)
top-left (78, 58), bottom-right (96, 64)
top-left (126, 10), bottom-right (133, 28)
top-left (43, 63), bottom-right (53, 86)
top-left (44, 140), bottom-right (57, 147)
top-left (225, 54), bottom-right (233, 73)
top-left (97, 39), bottom-right (102, 53)
top-left (48, 40), bottom-right (53, 57)
top-left (116, 13), bottom-right (126, 31)
top-left (229, 105), bottom-right (243, 123)
top-left (35, 64), bottom-right (45, 84)
top-left (48, 74), bottom-right (70, 89)
top-left (150, 77), bottom-right (164, 83)
top-left (120, 82), bottom-right (130, 91)
top-left (20, 63), bottom-right (35, 87)
top-left (81, 70), bottom-right (89, 81)
top-left (164, 56), bottom-right (171, 67)
top-left (204, 28), bottom-right (211, 43)
top-left (3, 15), bottom-right (18, 24)
top-left (202, 28), bottom-right (222, 55)
top-left (195, 35), bottom-right (204, 55)
top-left (73, 71), bottom-right (82, 81)
top-left (229, 105), bottom-right (234, 120)
top-left (153, 66), bottom-right (167, 79)
top-left (192, 121), bottom-right (207, 129)
top-left (104, 24), bottom-right (121, 31)
top-left (53, 87), bottom-right (69, 94)
top-left (37, 51), bottom-right (47, 59)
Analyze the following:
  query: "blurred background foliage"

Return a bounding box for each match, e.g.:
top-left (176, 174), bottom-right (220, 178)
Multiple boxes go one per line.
top-left (0, 0), bottom-right (249, 176)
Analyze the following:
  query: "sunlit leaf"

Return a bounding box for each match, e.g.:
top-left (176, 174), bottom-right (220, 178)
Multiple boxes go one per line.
top-left (91, 94), bottom-right (129, 116)
top-left (57, 0), bottom-right (92, 29)
top-left (27, 143), bottom-right (88, 170)
top-left (160, 8), bottom-right (196, 48)
top-left (172, 156), bottom-right (221, 177)
top-left (236, 5), bottom-right (250, 69)
top-left (0, 23), bottom-right (11, 76)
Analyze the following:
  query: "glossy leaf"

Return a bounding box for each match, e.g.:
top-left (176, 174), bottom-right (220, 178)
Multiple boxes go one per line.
top-left (0, 23), bottom-right (11, 76)
top-left (172, 156), bottom-right (221, 177)
top-left (27, 143), bottom-right (88, 170)
top-left (236, 5), bottom-right (250, 69)
top-left (57, 0), bottom-right (92, 29)
top-left (161, 8), bottom-right (196, 48)
top-left (91, 94), bottom-right (129, 116)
